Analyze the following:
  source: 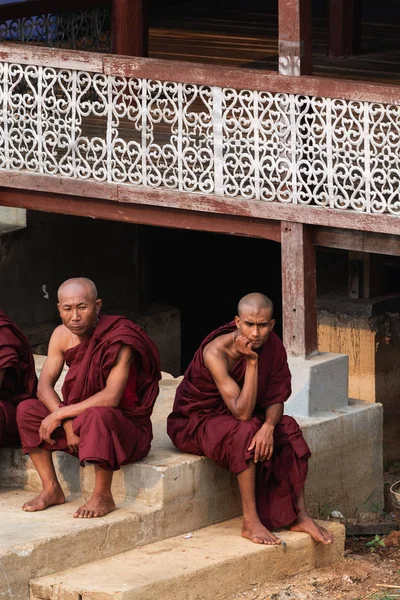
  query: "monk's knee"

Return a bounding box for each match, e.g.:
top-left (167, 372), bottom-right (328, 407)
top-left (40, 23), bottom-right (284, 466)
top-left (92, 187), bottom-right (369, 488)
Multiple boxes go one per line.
top-left (78, 406), bottom-right (118, 427)
top-left (237, 418), bottom-right (260, 437)
top-left (16, 398), bottom-right (40, 426)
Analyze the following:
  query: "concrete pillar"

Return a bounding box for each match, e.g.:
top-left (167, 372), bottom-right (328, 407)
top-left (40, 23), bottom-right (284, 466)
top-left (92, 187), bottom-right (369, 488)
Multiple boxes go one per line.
top-left (278, 0), bottom-right (312, 76)
top-left (112, 0), bottom-right (148, 57)
top-left (318, 294), bottom-right (400, 462)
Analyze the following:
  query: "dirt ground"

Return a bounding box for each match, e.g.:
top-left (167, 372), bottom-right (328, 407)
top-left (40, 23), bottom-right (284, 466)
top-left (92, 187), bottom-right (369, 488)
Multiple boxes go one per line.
top-left (231, 463), bottom-right (400, 600)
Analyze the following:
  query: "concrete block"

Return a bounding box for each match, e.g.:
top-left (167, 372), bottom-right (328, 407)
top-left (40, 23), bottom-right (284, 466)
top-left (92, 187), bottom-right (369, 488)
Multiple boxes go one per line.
top-left (300, 400), bottom-right (384, 518)
top-left (287, 352), bottom-right (349, 416)
top-left (30, 519), bottom-right (344, 600)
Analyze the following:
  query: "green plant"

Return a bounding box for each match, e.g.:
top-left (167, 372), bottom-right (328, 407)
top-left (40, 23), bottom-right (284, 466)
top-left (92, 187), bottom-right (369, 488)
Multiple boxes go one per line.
top-left (365, 534), bottom-right (386, 552)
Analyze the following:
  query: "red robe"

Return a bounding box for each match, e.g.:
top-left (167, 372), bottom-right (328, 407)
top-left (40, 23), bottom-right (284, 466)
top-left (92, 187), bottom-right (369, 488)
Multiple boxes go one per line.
top-left (0, 310), bottom-right (37, 446)
top-left (167, 322), bottom-right (311, 530)
top-left (17, 315), bottom-right (161, 470)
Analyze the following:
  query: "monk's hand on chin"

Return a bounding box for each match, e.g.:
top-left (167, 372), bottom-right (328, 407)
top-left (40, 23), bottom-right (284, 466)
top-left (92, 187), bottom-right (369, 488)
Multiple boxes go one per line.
top-left (248, 423), bottom-right (275, 463)
top-left (235, 335), bottom-right (258, 362)
top-left (63, 419), bottom-right (80, 455)
top-left (39, 411), bottom-right (62, 445)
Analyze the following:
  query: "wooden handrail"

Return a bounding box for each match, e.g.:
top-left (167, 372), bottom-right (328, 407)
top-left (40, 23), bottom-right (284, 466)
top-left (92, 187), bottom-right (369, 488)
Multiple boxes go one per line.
top-left (0, 42), bottom-right (399, 104)
top-left (0, 0), bottom-right (109, 21)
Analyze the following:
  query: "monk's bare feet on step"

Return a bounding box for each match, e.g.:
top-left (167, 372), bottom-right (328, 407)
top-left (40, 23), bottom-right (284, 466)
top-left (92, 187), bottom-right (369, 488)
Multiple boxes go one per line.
top-left (73, 493), bottom-right (116, 519)
top-left (290, 514), bottom-right (334, 545)
top-left (242, 518), bottom-right (281, 545)
top-left (22, 485), bottom-right (65, 512)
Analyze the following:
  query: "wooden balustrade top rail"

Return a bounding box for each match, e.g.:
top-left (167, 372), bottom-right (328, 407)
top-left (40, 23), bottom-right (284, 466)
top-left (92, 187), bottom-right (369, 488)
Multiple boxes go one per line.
top-left (0, 42), bottom-right (399, 104)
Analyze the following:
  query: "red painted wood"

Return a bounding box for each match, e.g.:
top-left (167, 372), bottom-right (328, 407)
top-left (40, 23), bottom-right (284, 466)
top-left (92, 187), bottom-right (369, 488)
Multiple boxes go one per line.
top-left (0, 171), bottom-right (400, 235)
top-left (278, 0), bottom-right (313, 75)
top-left (0, 188), bottom-right (281, 242)
top-left (111, 0), bottom-right (148, 57)
top-left (328, 0), bottom-right (362, 58)
top-left (0, 43), bottom-right (399, 103)
top-left (281, 221), bottom-right (318, 357)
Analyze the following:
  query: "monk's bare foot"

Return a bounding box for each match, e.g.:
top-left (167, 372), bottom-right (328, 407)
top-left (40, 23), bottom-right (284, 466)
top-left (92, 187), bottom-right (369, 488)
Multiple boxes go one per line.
top-left (73, 493), bottom-right (116, 519)
top-left (22, 485), bottom-right (65, 512)
top-left (242, 518), bottom-right (281, 545)
top-left (290, 514), bottom-right (334, 545)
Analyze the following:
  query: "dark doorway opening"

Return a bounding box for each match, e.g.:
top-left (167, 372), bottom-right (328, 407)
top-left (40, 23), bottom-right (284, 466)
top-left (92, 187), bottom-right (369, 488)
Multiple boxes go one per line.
top-left (147, 227), bottom-right (282, 371)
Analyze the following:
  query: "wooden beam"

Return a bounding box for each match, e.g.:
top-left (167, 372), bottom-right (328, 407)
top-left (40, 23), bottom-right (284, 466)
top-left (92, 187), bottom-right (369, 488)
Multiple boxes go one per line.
top-left (2, 42), bottom-right (400, 104)
top-left (0, 188), bottom-right (281, 242)
top-left (314, 227), bottom-right (400, 256)
top-left (281, 221), bottom-right (317, 357)
top-left (111, 0), bottom-right (148, 57)
top-left (1, 171), bottom-right (400, 236)
top-left (278, 0), bottom-right (312, 76)
top-left (328, 0), bottom-right (362, 58)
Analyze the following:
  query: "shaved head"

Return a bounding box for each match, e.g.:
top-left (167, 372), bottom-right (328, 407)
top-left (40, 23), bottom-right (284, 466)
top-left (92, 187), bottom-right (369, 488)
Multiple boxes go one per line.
top-left (237, 293), bottom-right (273, 318)
top-left (58, 277), bottom-right (98, 303)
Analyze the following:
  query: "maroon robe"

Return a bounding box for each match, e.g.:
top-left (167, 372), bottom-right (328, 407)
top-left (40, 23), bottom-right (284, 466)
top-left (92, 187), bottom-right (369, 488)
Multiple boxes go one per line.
top-left (17, 315), bottom-right (161, 470)
top-left (167, 322), bottom-right (311, 530)
top-left (0, 310), bottom-right (37, 446)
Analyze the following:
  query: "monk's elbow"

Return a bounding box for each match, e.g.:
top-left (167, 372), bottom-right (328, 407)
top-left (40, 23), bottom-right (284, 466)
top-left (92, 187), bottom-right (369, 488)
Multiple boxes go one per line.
top-left (236, 413), bottom-right (252, 422)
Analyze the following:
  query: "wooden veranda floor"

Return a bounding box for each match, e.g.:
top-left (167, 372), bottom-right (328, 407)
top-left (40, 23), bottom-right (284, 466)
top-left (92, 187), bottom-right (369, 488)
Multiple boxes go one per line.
top-left (149, 0), bottom-right (400, 84)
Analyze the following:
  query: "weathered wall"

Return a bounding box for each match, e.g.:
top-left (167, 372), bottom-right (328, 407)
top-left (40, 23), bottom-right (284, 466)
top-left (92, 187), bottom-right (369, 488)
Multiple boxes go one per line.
top-left (0, 211), bottom-right (181, 374)
top-left (318, 295), bottom-right (400, 462)
top-left (0, 211), bottom-right (140, 326)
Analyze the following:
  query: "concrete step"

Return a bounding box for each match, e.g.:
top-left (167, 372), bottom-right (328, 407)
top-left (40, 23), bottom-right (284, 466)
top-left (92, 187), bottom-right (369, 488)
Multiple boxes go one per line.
top-left (30, 518), bottom-right (344, 600)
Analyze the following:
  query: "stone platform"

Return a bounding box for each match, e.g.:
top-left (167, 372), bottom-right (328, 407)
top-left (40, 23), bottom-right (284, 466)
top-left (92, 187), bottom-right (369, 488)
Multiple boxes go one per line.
top-left (30, 519), bottom-right (344, 600)
top-left (0, 356), bottom-right (382, 599)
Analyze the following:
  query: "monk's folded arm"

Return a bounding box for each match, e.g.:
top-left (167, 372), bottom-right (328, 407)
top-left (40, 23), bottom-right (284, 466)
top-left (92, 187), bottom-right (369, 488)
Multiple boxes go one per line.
top-left (207, 354), bottom-right (259, 421)
top-left (264, 402), bottom-right (284, 428)
top-left (55, 345), bottom-right (133, 420)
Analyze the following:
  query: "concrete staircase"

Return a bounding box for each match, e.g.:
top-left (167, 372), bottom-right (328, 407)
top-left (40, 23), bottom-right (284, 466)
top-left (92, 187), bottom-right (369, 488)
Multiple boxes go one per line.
top-left (0, 357), bottom-right (359, 599)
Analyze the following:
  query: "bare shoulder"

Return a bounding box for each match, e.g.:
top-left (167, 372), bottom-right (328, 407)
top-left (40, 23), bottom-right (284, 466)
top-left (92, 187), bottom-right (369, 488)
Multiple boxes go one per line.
top-left (49, 324), bottom-right (73, 353)
top-left (203, 333), bottom-right (230, 371)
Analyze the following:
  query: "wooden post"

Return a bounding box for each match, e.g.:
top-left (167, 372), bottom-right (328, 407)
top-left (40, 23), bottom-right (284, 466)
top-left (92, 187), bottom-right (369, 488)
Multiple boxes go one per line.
top-left (281, 222), bottom-right (318, 358)
top-left (278, 0), bottom-right (313, 76)
top-left (328, 0), bottom-right (362, 58)
top-left (111, 0), bottom-right (148, 57)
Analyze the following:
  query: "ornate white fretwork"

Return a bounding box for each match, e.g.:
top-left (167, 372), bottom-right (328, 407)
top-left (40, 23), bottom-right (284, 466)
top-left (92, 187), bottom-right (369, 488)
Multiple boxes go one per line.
top-left (0, 8), bottom-right (111, 52)
top-left (0, 60), bottom-right (399, 215)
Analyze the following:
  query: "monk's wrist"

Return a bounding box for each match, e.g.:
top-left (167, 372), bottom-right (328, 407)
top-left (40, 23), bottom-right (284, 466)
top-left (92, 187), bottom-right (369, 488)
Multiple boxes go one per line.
top-left (262, 421), bottom-right (275, 430)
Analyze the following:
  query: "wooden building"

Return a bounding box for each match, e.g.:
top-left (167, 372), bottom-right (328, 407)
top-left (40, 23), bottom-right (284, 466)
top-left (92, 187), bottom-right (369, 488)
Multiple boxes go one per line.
top-left (0, 0), bottom-right (399, 456)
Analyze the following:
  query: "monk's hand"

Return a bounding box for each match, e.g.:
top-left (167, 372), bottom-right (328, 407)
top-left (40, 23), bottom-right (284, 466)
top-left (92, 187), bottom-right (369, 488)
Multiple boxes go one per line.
top-left (248, 423), bottom-right (275, 463)
top-left (39, 411), bottom-right (62, 445)
top-left (235, 335), bottom-right (258, 361)
top-left (63, 419), bottom-right (80, 455)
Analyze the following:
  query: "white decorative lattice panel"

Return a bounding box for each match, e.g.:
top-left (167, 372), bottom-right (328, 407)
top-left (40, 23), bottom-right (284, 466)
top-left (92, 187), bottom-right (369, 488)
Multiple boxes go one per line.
top-left (0, 59), bottom-right (399, 215)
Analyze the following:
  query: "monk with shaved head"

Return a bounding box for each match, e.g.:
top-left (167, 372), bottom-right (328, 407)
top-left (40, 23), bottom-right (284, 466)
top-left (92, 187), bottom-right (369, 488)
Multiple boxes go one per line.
top-left (17, 278), bottom-right (160, 518)
top-left (168, 293), bottom-right (333, 546)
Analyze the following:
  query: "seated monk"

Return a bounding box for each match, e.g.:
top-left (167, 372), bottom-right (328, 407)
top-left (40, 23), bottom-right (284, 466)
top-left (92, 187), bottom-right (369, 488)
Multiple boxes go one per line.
top-left (0, 310), bottom-right (37, 447)
top-left (167, 292), bottom-right (334, 546)
top-left (17, 277), bottom-right (161, 518)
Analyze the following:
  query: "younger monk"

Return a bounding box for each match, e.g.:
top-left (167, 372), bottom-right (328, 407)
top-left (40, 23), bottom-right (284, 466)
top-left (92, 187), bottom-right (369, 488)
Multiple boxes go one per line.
top-left (167, 293), bottom-right (333, 546)
top-left (0, 310), bottom-right (37, 446)
top-left (17, 277), bottom-right (161, 518)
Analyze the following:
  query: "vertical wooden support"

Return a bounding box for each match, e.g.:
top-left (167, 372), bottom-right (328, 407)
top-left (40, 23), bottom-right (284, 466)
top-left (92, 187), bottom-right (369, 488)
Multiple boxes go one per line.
top-left (278, 0), bottom-right (313, 76)
top-left (281, 222), bottom-right (318, 358)
top-left (328, 0), bottom-right (362, 58)
top-left (112, 0), bottom-right (148, 57)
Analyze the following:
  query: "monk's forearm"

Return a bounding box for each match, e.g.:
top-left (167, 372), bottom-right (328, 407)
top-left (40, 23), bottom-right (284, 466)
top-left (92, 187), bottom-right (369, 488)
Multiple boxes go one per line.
top-left (234, 358), bottom-right (258, 421)
top-left (37, 383), bottom-right (63, 413)
top-left (56, 390), bottom-right (120, 419)
top-left (263, 403), bottom-right (284, 428)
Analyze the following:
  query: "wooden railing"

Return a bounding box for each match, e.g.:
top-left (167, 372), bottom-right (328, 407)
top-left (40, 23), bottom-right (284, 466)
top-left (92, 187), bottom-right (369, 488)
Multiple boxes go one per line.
top-left (0, 43), bottom-right (400, 232)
